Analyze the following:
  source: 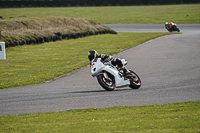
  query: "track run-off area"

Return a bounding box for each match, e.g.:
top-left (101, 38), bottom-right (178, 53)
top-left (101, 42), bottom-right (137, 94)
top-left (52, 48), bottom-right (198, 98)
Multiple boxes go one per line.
top-left (0, 24), bottom-right (200, 116)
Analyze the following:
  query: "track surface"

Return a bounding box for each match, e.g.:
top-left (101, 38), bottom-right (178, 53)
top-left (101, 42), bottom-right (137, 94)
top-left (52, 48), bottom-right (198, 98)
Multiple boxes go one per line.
top-left (0, 24), bottom-right (200, 116)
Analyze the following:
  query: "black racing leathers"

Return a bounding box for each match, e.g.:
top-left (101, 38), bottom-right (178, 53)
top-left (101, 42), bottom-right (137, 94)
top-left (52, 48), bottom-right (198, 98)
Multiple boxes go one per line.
top-left (96, 54), bottom-right (123, 67)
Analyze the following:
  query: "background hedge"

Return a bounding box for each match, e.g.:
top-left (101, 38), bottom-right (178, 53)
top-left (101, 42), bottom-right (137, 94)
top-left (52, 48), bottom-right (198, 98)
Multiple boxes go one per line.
top-left (0, 0), bottom-right (199, 7)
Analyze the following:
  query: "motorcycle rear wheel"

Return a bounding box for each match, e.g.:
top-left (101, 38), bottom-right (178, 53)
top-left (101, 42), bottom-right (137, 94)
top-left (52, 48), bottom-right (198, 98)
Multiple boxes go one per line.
top-left (97, 74), bottom-right (115, 91)
top-left (128, 70), bottom-right (141, 89)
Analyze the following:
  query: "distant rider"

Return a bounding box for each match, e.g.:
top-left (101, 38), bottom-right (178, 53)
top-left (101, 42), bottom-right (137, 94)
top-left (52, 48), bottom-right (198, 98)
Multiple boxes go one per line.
top-left (88, 50), bottom-right (130, 78)
top-left (165, 22), bottom-right (173, 30)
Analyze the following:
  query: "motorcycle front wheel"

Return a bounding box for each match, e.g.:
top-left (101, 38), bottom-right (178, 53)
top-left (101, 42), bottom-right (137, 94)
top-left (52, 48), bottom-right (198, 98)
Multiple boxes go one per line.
top-left (128, 70), bottom-right (141, 89)
top-left (176, 28), bottom-right (180, 32)
top-left (97, 73), bottom-right (115, 91)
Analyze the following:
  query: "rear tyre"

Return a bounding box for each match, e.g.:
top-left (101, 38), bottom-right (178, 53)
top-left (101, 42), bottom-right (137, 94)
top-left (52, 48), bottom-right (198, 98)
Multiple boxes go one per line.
top-left (97, 73), bottom-right (115, 91)
top-left (128, 70), bottom-right (141, 89)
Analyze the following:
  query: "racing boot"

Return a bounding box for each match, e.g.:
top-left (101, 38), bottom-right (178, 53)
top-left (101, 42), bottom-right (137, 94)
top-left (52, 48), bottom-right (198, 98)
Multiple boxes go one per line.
top-left (122, 66), bottom-right (130, 78)
top-left (122, 66), bottom-right (136, 80)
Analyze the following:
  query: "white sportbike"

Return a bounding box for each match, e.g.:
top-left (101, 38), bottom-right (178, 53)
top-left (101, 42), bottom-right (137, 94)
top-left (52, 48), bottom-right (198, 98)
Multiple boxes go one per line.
top-left (90, 58), bottom-right (141, 91)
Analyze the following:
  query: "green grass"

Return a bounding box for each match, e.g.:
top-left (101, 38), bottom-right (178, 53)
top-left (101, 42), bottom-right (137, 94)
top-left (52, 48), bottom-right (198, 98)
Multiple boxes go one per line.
top-left (0, 101), bottom-right (199, 133)
top-left (0, 4), bottom-right (199, 23)
top-left (0, 32), bottom-right (176, 89)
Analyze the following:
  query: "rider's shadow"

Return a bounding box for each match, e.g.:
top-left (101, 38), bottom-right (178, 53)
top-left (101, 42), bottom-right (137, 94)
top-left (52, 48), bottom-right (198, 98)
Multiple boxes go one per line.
top-left (71, 88), bottom-right (132, 93)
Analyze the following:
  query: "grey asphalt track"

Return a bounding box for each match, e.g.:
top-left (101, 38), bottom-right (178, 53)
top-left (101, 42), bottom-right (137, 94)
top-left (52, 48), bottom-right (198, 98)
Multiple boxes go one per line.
top-left (0, 24), bottom-right (200, 116)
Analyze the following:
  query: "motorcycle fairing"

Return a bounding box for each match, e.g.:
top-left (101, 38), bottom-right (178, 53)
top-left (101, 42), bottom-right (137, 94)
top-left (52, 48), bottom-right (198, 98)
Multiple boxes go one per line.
top-left (102, 65), bottom-right (130, 88)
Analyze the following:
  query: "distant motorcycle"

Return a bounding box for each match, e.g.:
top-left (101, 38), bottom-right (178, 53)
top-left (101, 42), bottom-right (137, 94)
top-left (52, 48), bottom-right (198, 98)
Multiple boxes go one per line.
top-left (165, 22), bottom-right (180, 32)
top-left (90, 58), bottom-right (141, 91)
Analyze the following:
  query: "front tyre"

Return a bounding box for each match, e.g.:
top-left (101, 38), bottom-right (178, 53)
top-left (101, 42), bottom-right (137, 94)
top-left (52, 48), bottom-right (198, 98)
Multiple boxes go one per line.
top-left (97, 74), bottom-right (115, 91)
top-left (128, 70), bottom-right (141, 89)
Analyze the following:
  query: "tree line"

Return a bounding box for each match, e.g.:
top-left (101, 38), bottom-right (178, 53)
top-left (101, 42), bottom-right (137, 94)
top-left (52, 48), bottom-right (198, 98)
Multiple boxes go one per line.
top-left (0, 0), bottom-right (199, 7)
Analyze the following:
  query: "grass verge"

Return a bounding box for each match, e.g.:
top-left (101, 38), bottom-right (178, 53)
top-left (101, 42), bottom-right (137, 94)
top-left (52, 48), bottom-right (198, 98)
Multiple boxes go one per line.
top-left (0, 32), bottom-right (177, 89)
top-left (0, 4), bottom-right (199, 23)
top-left (0, 101), bottom-right (199, 133)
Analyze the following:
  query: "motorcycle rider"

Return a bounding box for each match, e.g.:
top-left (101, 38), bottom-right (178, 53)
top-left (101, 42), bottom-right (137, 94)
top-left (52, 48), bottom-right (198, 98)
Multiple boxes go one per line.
top-left (88, 50), bottom-right (130, 78)
top-left (165, 22), bottom-right (173, 30)
top-left (165, 22), bottom-right (169, 29)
